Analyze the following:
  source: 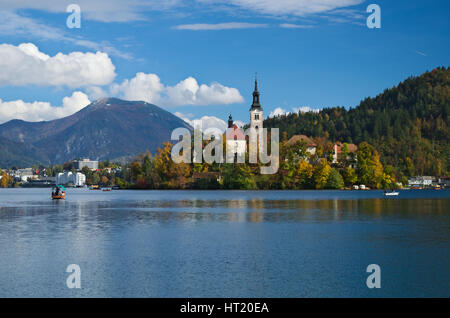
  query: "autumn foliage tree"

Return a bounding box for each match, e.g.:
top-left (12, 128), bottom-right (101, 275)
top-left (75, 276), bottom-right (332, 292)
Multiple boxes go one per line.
top-left (356, 142), bottom-right (384, 189)
top-left (313, 158), bottom-right (332, 189)
top-left (152, 142), bottom-right (191, 188)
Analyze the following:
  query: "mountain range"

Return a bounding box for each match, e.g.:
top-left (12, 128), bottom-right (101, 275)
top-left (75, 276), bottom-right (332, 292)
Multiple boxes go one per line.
top-left (0, 98), bottom-right (192, 167)
top-left (2, 67), bottom-right (448, 175)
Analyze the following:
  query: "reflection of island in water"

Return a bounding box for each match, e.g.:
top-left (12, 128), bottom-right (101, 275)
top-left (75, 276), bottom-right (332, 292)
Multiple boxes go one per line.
top-left (2, 193), bottom-right (449, 225)
top-left (0, 188), bottom-right (449, 297)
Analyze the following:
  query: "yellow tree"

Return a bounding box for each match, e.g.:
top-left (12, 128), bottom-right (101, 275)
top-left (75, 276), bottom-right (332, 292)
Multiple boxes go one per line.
top-left (1, 172), bottom-right (11, 187)
top-left (313, 158), bottom-right (331, 189)
top-left (296, 159), bottom-right (313, 188)
top-left (357, 142), bottom-right (384, 189)
top-left (153, 142), bottom-right (191, 188)
top-left (101, 176), bottom-right (109, 185)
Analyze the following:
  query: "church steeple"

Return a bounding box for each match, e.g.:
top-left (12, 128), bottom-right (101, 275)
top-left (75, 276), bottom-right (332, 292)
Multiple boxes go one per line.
top-left (228, 114), bottom-right (233, 128)
top-left (250, 73), bottom-right (262, 110)
top-left (249, 74), bottom-right (263, 130)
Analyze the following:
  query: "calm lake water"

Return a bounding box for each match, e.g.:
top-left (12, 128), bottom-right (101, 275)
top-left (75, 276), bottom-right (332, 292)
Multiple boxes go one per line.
top-left (0, 188), bottom-right (449, 297)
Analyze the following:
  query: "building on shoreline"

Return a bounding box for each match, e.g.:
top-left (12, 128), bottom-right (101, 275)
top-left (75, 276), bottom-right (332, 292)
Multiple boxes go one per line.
top-left (332, 142), bottom-right (358, 167)
top-left (73, 159), bottom-right (98, 171)
top-left (11, 168), bottom-right (37, 182)
top-left (286, 135), bottom-right (317, 156)
top-left (438, 177), bottom-right (450, 188)
top-left (56, 171), bottom-right (86, 187)
top-left (408, 176), bottom-right (435, 188)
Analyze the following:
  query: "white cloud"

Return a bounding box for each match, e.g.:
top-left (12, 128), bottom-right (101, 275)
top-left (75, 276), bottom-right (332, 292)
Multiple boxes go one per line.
top-left (174, 22), bottom-right (269, 30)
top-left (280, 23), bottom-right (314, 29)
top-left (0, 10), bottom-right (65, 42)
top-left (111, 73), bottom-right (244, 107)
top-left (324, 8), bottom-right (366, 25)
top-left (85, 86), bottom-right (109, 100)
top-left (233, 120), bottom-right (245, 128)
top-left (414, 50), bottom-right (427, 57)
top-left (0, 0), bottom-right (181, 22)
top-left (2, 0), bottom-right (365, 24)
top-left (110, 73), bottom-right (164, 103)
top-left (0, 43), bottom-right (116, 88)
top-left (0, 91), bottom-right (91, 123)
top-left (293, 106), bottom-right (321, 113)
top-left (174, 112), bottom-right (190, 120)
top-left (0, 11), bottom-right (131, 58)
top-left (269, 106), bottom-right (321, 118)
top-left (61, 91), bottom-right (91, 114)
top-left (175, 112), bottom-right (228, 132)
top-left (269, 107), bottom-right (290, 118)
top-left (200, 0), bottom-right (364, 16)
top-left (174, 111), bottom-right (195, 119)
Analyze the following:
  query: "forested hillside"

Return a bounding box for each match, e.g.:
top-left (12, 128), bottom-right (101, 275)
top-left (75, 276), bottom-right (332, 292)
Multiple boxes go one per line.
top-left (264, 67), bottom-right (450, 177)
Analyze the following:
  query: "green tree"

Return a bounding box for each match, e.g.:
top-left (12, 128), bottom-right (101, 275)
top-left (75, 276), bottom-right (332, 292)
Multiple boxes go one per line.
top-left (81, 166), bottom-right (93, 179)
top-left (342, 167), bottom-right (358, 186)
top-left (341, 143), bottom-right (349, 161)
top-left (221, 164), bottom-right (257, 190)
top-left (326, 168), bottom-right (344, 189)
top-left (130, 161), bottom-right (143, 182)
top-left (91, 173), bottom-right (100, 185)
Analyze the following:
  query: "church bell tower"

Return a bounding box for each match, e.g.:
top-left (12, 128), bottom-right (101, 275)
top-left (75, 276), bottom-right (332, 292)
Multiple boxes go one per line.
top-left (249, 75), bottom-right (263, 130)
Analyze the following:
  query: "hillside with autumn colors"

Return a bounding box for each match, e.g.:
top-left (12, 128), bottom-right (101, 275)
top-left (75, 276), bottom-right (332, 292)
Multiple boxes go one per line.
top-left (264, 67), bottom-right (450, 179)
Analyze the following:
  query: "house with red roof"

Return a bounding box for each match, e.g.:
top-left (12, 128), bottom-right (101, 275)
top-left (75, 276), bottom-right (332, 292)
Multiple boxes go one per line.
top-left (286, 135), bottom-right (317, 155)
top-left (226, 115), bottom-right (246, 163)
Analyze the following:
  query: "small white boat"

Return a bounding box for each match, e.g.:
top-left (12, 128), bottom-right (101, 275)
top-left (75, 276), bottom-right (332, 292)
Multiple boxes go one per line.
top-left (384, 191), bottom-right (399, 196)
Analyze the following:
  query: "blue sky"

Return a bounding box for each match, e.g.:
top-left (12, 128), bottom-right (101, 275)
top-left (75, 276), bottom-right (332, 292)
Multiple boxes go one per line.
top-left (0, 0), bottom-right (448, 128)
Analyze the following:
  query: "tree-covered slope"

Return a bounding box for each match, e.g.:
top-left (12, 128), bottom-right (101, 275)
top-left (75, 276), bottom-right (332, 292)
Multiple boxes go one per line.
top-left (264, 67), bottom-right (450, 177)
top-left (0, 136), bottom-right (50, 168)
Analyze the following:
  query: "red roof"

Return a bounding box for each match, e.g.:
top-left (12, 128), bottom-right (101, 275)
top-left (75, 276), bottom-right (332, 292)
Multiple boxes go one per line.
top-left (335, 142), bottom-right (358, 153)
top-left (226, 125), bottom-right (245, 140)
top-left (287, 135), bottom-right (316, 147)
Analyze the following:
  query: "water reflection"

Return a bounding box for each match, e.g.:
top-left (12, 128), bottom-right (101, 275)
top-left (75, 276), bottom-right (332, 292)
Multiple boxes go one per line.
top-left (1, 196), bottom-right (450, 225)
top-left (0, 189), bottom-right (449, 297)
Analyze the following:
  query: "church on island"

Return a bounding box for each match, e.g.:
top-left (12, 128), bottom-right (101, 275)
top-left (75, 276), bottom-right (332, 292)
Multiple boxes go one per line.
top-left (226, 77), bottom-right (264, 161)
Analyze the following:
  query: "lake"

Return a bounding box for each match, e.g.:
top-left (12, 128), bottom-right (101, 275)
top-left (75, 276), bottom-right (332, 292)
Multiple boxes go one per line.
top-left (0, 188), bottom-right (449, 297)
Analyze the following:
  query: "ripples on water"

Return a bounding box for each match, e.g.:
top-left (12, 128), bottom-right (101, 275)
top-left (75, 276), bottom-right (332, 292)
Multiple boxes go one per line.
top-left (0, 189), bottom-right (449, 297)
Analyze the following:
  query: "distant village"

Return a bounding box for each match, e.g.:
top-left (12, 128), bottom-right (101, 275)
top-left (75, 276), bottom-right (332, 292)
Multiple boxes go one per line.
top-left (0, 159), bottom-right (103, 188)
